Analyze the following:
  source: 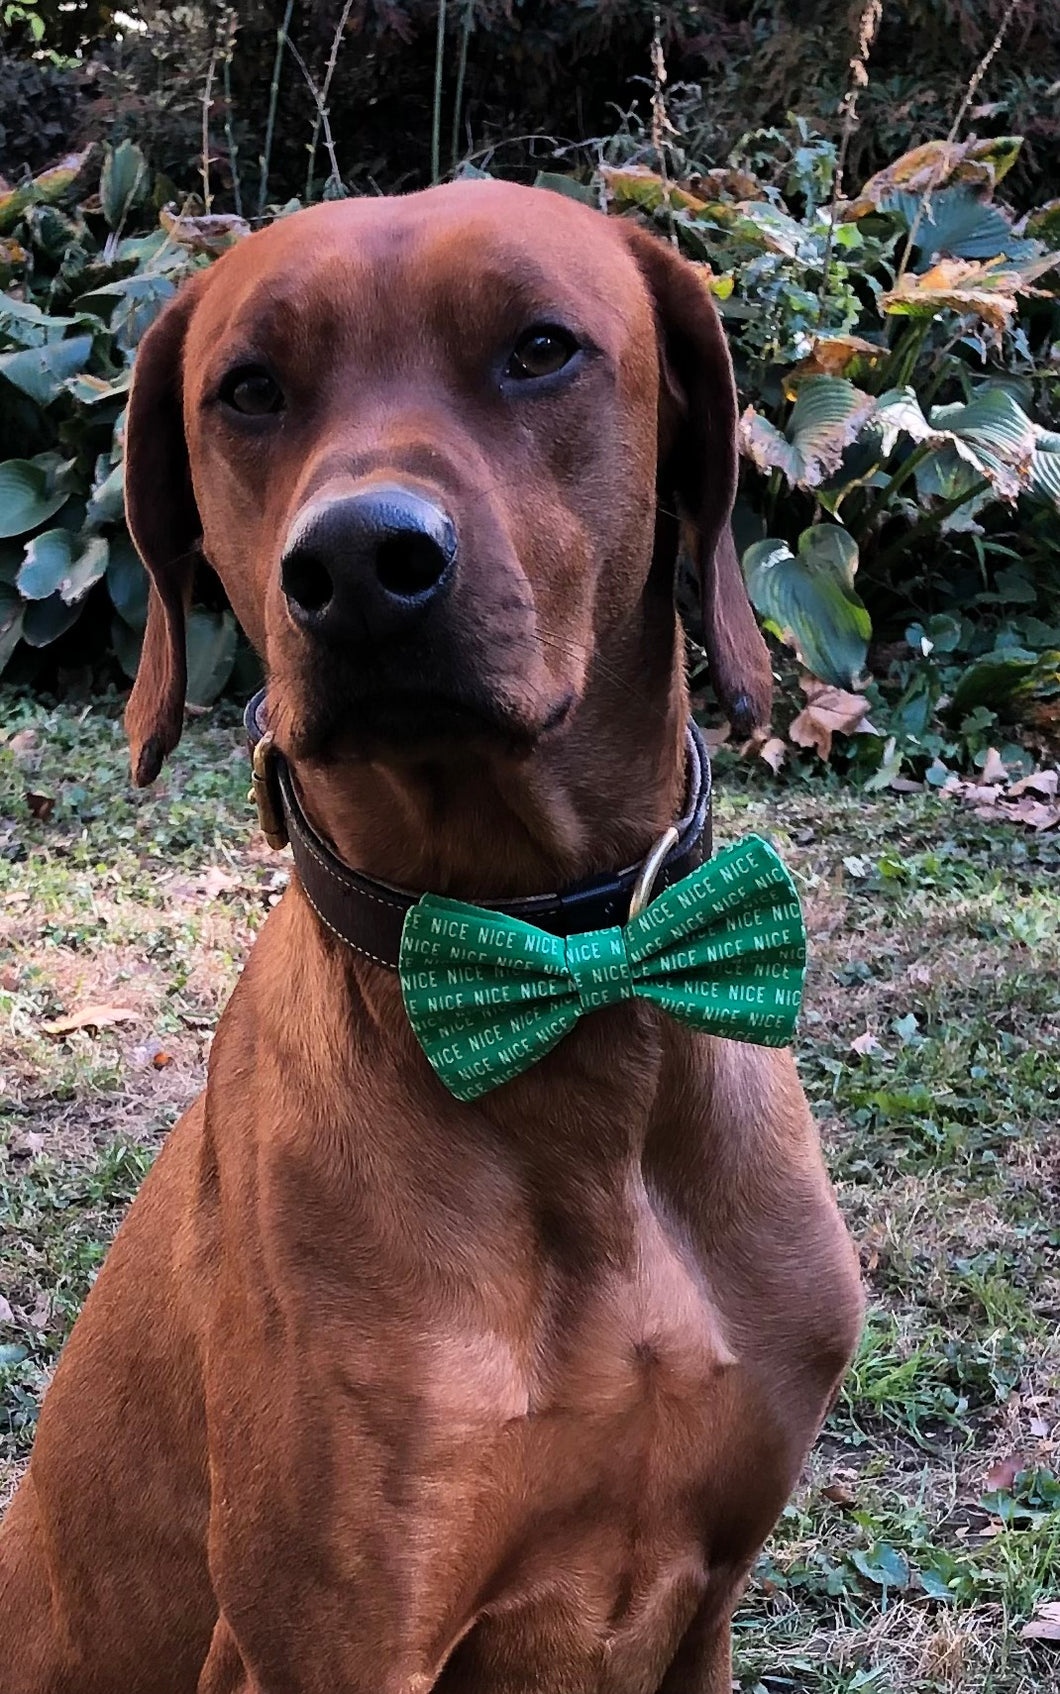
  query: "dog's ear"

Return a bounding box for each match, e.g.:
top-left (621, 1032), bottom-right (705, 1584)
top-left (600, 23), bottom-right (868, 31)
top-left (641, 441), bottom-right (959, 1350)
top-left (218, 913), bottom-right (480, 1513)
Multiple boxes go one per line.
top-left (621, 224), bottom-right (772, 737)
top-left (123, 279), bottom-right (205, 786)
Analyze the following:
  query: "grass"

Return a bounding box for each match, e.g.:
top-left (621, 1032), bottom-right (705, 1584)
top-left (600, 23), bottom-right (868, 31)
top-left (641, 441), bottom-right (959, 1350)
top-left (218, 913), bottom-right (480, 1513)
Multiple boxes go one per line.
top-left (1, 688), bottom-right (1058, 1692)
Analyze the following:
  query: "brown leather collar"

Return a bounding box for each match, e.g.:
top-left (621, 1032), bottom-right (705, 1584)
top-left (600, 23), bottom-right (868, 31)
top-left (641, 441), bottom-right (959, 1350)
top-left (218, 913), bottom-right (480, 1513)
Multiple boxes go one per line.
top-left (243, 690), bottom-right (713, 969)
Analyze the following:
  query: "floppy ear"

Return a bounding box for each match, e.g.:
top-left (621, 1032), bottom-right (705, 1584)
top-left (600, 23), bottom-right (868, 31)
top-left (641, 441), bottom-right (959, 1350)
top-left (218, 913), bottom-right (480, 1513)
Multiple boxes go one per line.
top-left (123, 280), bottom-right (205, 786)
top-left (621, 224), bottom-right (772, 737)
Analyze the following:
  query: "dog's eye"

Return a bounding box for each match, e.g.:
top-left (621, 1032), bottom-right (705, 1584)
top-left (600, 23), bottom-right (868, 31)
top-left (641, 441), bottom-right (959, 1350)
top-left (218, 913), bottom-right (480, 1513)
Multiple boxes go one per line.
top-left (219, 366), bottom-right (284, 417)
top-left (506, 327), bottom-right (579, 382)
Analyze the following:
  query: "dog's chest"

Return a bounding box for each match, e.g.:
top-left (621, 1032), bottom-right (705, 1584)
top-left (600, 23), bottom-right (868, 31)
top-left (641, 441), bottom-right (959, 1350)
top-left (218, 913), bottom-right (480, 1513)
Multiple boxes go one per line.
top-left (401, 1192), bottom-right (737, 1688)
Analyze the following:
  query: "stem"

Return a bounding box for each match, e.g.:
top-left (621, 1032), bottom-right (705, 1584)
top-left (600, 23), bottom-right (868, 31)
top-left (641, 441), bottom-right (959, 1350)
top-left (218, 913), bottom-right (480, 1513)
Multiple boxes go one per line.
top-left (431, 0), bottom-right (448, 185)
top-left (818, 0), bottom-right (883, 319)
top-left (258, 0), bottom-right (295, 219)
top-left (201, 35), bottom-right (219, 213)
top-left (287, 36), bottom-right (341, 190)
top-left (896, 0), bottom-right (1019, 281)
top-left (222, 13), bottom-right (243, 219)
top-left (449, 0), bottom-right (474, 173)
top-left (870, 476), bottom-right (991, 578)
top-left (306, 0), bottom-right (354, 201)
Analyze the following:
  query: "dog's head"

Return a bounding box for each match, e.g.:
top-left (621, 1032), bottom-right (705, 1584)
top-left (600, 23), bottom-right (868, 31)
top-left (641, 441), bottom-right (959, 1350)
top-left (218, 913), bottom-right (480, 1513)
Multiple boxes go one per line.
top-left (124, 181), bottom-right (770, 787)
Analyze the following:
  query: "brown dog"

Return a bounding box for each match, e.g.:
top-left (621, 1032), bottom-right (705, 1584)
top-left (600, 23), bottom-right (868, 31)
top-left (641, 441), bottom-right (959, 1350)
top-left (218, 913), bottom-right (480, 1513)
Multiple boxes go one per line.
top-left (0, 182), bottom-right (862, 1693)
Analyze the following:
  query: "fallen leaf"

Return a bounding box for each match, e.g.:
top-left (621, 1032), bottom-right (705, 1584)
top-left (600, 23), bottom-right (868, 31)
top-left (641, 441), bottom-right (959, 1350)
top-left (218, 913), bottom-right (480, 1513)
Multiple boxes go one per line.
top-left (0, 1294), bottom-right (14, 1327)
top-left (1008, 768), bottom-right (1059, 799)
top-left (26, 1291), bottom-right (51, 1330)
top-left (1021, 1599), bottom-right (1060, 1642)
top-left (42, 1004), bottom-right (140, 1036)
top-left (851, 1030), bottom-right (882, 1056)
top-left (909, 964), bottom-right (932, 986)
top-left (195, 866), bottom-right (240, 898)
top-left (979, 747), bottom-right (1008, 785)
top-left (152, 1050), bottom-right (173, 1069)
top-left (758, 736), bottom-right (787, 773)
top-left (1009, 798), bottom-right (1060, 831)
top-left (8, 728), bottom-right (37, 756)
top-left (9, 1131), bottom-right (43, 1158)
top-left (985, 1455), bottom-right (1023, 1493)
top-left (700, 723), bottom-right (731, 749)
top-left (822, 1480), bottom-right (857, 1506)
top-left (25, 791), bottom-right (54, 822)
top-left (789, 682), bottom-right (873, 760)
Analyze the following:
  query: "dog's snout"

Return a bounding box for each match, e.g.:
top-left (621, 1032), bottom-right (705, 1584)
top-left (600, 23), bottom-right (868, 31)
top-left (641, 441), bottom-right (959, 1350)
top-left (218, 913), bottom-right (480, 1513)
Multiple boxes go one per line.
top-left (280, 486), bottom-right (456, 642)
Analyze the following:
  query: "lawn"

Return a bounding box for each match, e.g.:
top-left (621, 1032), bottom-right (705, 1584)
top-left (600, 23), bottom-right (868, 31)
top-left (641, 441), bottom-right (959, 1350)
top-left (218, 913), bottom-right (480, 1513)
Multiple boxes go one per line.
top-left (1, 690), bottom-right (1058, 1693)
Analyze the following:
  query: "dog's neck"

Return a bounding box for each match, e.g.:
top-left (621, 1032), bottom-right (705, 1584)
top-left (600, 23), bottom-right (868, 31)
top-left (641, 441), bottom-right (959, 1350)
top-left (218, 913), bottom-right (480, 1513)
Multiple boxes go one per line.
top-left (291, 654), bottom-right (690, 904)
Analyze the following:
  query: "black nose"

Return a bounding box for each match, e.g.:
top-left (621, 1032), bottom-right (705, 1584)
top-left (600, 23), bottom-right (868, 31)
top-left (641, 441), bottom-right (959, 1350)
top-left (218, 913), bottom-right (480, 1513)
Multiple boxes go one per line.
top-left (280, 485), bottom-right (456, 643)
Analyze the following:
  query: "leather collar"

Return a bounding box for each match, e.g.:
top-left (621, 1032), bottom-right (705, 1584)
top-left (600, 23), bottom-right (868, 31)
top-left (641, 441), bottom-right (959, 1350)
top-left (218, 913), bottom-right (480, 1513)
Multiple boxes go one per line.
top-left (243, 689), bottom-right (712, 970)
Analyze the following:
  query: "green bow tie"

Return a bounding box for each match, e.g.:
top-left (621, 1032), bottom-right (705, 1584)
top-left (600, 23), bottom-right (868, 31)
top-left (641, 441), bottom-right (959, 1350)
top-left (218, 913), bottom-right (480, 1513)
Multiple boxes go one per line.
top-left (398, 834), bottom-right (805, 1101)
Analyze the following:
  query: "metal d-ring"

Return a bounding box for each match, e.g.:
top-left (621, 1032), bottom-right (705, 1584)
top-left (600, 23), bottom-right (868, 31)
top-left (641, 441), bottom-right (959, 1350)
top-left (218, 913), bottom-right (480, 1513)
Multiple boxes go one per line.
top-left (627, 825), bottom-right (679, 921)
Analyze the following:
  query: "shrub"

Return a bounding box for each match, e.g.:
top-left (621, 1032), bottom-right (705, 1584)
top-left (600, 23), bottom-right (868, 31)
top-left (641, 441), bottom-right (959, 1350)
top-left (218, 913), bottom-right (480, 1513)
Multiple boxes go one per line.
top-left (0, 141), bottom-right (249, 704)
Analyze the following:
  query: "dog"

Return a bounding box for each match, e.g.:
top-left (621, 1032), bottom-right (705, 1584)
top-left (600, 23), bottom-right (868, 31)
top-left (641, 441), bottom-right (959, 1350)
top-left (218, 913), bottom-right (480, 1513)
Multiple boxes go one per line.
top-left (0, 180), bottom-right (862, 1694)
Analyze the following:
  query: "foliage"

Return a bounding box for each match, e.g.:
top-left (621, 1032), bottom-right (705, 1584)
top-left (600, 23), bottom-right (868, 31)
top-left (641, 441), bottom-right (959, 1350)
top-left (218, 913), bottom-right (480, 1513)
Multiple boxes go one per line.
top-left (0, 142), bottom-right (249, 703)
top-left (593, 126), bottom-right (1060, 785)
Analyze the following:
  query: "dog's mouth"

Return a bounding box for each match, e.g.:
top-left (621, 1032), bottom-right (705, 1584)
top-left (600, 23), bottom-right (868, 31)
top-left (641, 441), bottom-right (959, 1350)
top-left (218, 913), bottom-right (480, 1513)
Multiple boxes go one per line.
top-left (285, 680), bottom-right (575, 762)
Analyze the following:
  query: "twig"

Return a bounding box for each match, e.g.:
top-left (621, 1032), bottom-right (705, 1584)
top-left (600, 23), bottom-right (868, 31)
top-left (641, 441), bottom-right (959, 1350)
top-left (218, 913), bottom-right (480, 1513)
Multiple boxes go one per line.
top-left (221, 11), bottom-right (243, 219)
top-left (201, 32), bottom-right (220, 213)
top-left (431, 0), bottom-right (448, 184)
top-left (450, 0), bottom-right (475, 173)
top-left (896, 0), bottom-right (1019, 281)
top-left (257, 0), bottom-right (295, 218)
top-left (649, 8), bottom-right (677, 245)
top-left (287, 36), bottom-right (342, 191)
top-left (819, 0), bottom-right (883, 316)
top-left (306, 0), bottom-right (355, 201)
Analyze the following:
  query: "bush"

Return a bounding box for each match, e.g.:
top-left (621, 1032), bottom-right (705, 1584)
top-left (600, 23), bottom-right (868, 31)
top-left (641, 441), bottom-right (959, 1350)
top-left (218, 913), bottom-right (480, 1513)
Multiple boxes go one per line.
top-left (0, 111), bottom-right (1057, 785)
top-left (0, 141), bottom-right (249, 704)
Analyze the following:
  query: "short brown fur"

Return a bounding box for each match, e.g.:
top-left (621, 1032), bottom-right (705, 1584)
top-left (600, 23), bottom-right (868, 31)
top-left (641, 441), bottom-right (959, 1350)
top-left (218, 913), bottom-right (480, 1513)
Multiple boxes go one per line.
top-left (0, 182), bottom-right (862, 1694)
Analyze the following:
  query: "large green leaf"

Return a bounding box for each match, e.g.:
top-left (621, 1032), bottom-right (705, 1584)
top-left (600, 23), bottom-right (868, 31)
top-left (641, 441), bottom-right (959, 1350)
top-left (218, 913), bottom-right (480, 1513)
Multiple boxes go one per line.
top-left (105, 537), bottom-right (148, 629)
top-left (951, 649), bottom-right (1060, 715)
top-left (100, 141), bottom-right (150, 233)
top-left (742, 525), bottom-right (870, 687)
top-left (61, 536), bottom-right (110, 604)
top-left (186, 609), bottom-right (238, 708)
top-left (533, 172), bottom-right (597, 206)
top-left (1028, 429), bottom-right (1060, 512)
top-left (876, 386), bottom-right (1037, 505)
top-left (0, 583), bottom-right (23, 674)
top-left (882, 187), bottom-right (1035, 264)
top-left (740, 378), bottom-right (875, 490)
top-left (0, 334), bottom-right (93, 405)
top-left (21, 592), bottom-right (81, 648)
top-left (85, 457), bottom-right (125, 529)
top-left (76, 274), bottom-right (177, 351)
top-left (0, 460), bottom-right (69, 538)
top-left (17, 528), bottom-right (76, 599)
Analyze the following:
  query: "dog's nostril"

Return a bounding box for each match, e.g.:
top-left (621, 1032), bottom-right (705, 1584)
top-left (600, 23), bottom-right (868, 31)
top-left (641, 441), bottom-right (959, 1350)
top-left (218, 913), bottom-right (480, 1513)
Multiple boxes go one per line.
top-left (282, 550), bottom-right (334, 615)
top-left (375, 532), bottom-right (450, 599)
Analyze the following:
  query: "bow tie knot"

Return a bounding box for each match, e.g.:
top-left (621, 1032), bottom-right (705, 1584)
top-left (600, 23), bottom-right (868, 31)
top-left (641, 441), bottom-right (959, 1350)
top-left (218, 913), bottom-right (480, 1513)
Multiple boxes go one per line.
top-left (399, 834), bottom-right (806, 1101)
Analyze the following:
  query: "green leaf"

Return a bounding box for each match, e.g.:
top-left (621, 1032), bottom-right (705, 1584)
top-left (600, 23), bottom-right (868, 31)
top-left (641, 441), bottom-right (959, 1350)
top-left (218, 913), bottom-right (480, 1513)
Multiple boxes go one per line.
top-left (0, 582), bottom-right (23, 674)
top-left (17, 527), bottom-right (76, 599)
top-left (883, 187), bottom-right (1034, 263)
top-left (100, 140), bottom-right (150, 233)
top-left (0, 460), bottom-right (69, 538)
top-left (76, 273), bottom-right (176, 352)
top-left (742, 524), bottom-right (870, 687)
top-left (533, 172), bottom-right (597, 205)
top-left (186, 608), bottom-right (237, 708)
top-left (105, 537), bottom-right (148, 629)
top-left (1028, 429), bottom-right (1060, 512)
top-left (950, 649), bottom-right (1060, 715)
top-left (851, 1542), bottom-right (910, 1590)
top-left (0, 334), bottom-right (94, 406)
top-left (740, 378), bottom-right (875, 490)
top-left (21, 591), bottom-right (81, 648)
top-left (61, 536), bottom-right (109, 604)
top-left (85, 458), bottom-right (125, 529)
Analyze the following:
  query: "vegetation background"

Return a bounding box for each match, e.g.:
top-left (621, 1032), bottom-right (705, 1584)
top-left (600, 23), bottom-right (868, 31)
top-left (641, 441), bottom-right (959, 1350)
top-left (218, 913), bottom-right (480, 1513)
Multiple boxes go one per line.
top-left (0, 4), bottom-right (1058, 1690)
